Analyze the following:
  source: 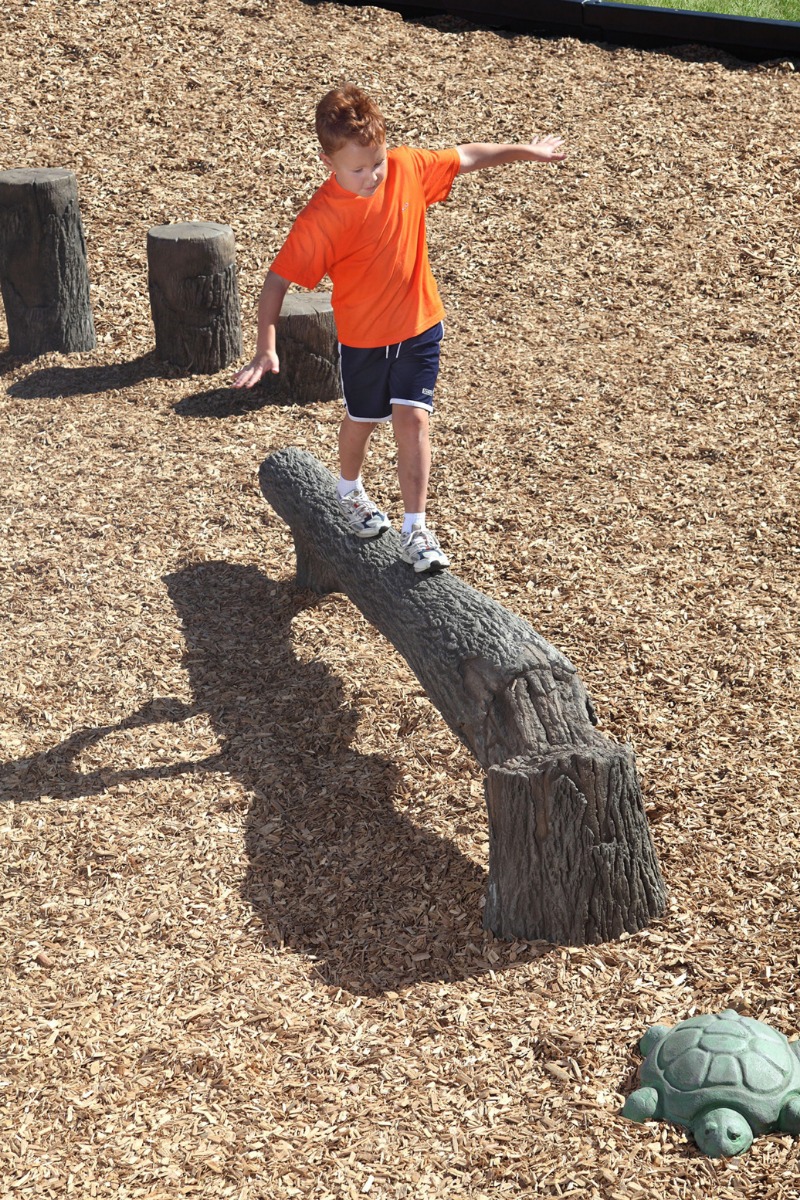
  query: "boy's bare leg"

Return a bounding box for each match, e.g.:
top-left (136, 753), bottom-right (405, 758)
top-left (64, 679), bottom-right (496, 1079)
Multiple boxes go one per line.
top-left (391, 404), bottom-right (430, 515)
top-left (338, 414), bottom-right (378, 483)
top-left (336, 414), bottom-right (390, 538)
top-left (392, 404), bottom-right (448, 571)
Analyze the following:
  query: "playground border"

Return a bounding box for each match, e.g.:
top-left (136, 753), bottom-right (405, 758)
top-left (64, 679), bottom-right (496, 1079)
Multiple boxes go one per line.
top-left (365, 0), bottom-right (800, 60)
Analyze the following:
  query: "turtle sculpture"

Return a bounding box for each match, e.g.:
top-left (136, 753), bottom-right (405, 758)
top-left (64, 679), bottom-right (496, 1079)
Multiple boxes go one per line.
top-left (623, 1008), bottom-right (800, 1156)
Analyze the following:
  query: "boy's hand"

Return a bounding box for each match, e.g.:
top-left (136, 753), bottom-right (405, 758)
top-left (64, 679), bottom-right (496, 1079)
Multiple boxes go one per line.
top-left (232, 351), bottom-right (279, 388)
top-left (522, 135), bottom-right (567, 163)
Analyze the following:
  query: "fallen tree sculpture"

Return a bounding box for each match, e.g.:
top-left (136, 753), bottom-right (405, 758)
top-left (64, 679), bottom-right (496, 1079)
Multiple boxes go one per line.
top-left (259, 448), bottom-right (666, 945)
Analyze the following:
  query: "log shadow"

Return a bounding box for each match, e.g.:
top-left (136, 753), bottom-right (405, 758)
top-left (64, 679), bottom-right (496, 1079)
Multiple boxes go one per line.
top-left (0, 561), bottom-right (493, 996)
top-left (6, 352), bottom-right (164, 398)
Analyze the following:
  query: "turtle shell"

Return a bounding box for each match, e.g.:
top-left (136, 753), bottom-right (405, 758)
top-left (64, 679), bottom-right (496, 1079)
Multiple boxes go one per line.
top-left (641, 1009), bottom-right (800, 1132)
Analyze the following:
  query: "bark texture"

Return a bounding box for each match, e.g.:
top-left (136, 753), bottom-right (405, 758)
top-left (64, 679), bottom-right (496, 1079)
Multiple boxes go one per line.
top-left (259, 447), bottom-right (667, 945)
top-left (268, 293), bottom-right (339, 404)
top-left (0, 168), bottom-right (96, 357)
top-left (147, 221), bottom-right (242, 373)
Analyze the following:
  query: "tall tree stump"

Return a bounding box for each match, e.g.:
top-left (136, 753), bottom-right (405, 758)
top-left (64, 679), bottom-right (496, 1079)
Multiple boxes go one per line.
top-left (0, 168), bottom-right (96, 357)
top-left (259, 447), bottom-right (667, 946)
top-left (147, 221), bottom-right (242, 374)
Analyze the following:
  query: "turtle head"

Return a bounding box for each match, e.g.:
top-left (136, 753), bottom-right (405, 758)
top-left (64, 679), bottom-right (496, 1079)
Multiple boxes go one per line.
top-left (639, 1024), bottom-right (670, 1058)
top-left (694, 1107), bottom-right (753, 1158)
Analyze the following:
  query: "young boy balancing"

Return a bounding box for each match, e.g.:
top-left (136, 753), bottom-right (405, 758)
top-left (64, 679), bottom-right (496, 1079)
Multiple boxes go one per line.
top-left (233, 84), bottom-right (565, 573)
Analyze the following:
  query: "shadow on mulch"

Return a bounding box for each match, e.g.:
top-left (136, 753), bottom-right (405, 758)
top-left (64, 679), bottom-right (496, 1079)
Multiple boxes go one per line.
top-left (0, 696), bottom-right (214, 804)
top-left (0, 349), bottom-right (22, 378)
top-left (0, 560), bottom-right (494, 998)
top-left (6, 352), bottom-right (166, 398)
top-left (173, 382), bottom-right (298, 419)
top-left (5, 355), bottom-right (310, 414)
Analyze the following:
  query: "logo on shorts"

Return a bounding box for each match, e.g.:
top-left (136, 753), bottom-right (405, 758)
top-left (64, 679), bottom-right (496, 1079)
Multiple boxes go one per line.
top-left (422, 388), bottom-right (434, 397)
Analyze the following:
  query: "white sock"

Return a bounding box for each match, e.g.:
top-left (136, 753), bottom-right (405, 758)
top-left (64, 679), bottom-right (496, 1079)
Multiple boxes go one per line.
top-left (402, 513), bottom-right (426, 535)
top-left (337, 475), bottom-right (361, 498)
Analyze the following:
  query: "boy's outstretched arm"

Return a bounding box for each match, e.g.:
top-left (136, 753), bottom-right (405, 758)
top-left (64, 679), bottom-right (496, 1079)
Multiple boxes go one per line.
top-left (233, 270), bottom-right (291, 388)
top-left (457, 137), bottom-right (566, 174)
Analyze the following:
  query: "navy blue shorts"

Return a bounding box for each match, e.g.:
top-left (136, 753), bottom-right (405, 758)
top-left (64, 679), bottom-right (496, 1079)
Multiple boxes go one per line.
top-left (339, 321), bottom-right (444, 424)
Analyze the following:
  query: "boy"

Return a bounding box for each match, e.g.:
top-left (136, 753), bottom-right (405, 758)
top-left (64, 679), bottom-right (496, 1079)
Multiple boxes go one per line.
top-left (233, 84), bottom-right (565, 573)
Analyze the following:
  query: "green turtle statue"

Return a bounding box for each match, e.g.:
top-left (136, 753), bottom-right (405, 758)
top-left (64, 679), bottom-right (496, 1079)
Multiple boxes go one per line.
top-left (623, 1008), bottom-right (800, 1156)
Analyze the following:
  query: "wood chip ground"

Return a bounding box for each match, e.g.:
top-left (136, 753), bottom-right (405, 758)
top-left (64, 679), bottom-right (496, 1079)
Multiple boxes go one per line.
top-left (1, 1), bottom-right (799, 1195)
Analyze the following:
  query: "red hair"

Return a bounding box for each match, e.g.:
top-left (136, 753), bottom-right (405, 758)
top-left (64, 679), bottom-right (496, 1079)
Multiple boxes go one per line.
top-left (315, 84), bottom-right (386, 154)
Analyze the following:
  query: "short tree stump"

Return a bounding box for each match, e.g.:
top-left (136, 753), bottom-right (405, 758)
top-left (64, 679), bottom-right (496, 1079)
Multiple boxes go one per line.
top-left (147, 221), bottom-right (242, 374)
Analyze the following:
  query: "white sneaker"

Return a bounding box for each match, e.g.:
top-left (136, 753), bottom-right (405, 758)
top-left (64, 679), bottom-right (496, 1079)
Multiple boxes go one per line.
top-left (400, 522), bottom-right (450, 573)
top-left (337, 485), bottom-right (391, 539)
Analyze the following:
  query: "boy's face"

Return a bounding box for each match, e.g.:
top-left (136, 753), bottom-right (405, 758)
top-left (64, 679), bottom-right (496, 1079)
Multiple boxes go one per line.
top-left (320, 138), bottom-right (388, 199)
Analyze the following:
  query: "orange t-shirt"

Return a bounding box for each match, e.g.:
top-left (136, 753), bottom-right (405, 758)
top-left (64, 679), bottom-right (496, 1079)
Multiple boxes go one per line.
top-left (270, 146), bottom-right (461, 348)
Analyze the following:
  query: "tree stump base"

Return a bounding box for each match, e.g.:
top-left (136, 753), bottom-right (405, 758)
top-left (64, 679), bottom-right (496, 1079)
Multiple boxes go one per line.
top-left (147, 221), bottom-right (242, 374)
top-left (0, 168), bottom-right (96, 358)
top-left (484, 746), bottom-right (659, 943)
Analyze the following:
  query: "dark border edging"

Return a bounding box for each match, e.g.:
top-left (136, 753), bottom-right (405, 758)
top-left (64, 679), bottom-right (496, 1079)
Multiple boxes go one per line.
top-left (585, 0), bottom-right (800, 55)
top-left (388, 0), bottom-right (800, 59)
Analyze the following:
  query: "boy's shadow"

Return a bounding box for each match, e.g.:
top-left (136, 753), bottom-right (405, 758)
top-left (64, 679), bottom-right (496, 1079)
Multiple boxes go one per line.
top-left (1, 560), bottom-right (490, 996)
top-left (173, 382), bottom-right (295, 418)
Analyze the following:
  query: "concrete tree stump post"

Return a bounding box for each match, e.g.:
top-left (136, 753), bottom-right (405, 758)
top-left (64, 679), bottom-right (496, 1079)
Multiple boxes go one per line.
top-left (147, 221), bottom-right (242, 374)
top-left (0, 168), bottom-right (96, 357)
top-left (270, 292), bottom-right (339, 403)
top-left (259, 447), bottom-right (667, 946)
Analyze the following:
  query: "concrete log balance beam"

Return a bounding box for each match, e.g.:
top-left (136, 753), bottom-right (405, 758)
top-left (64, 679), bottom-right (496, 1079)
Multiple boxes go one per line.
top-left (260, 447), bottom-right (667, 945)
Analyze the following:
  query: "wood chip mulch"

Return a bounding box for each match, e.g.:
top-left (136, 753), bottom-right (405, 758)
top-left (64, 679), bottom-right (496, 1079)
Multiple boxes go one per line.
top-left (1, 1), bottom-right (799, 1195)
